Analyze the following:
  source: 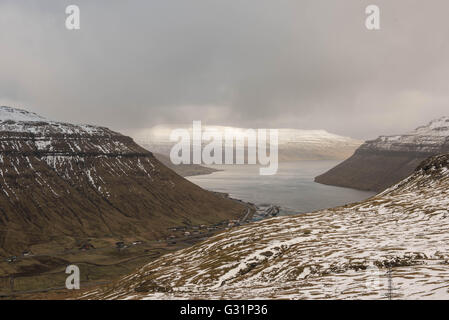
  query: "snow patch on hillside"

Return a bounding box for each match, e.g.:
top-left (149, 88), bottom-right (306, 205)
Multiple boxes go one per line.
top-left (412, 116), bottom-right (449, 136)
top-left (0, 106), bottom-right (109, 136)
top-left (0, 106), bottom-right (47, 122)
top-left (364, 116), bottom-right (449, 153)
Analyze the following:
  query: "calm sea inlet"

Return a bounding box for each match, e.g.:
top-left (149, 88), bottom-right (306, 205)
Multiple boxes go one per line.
top-left (187, 161), bottom-right (376, 216)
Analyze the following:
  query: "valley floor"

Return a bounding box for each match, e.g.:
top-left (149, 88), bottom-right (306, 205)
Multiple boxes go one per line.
top-left (0, 204), bottom-right (254, 299)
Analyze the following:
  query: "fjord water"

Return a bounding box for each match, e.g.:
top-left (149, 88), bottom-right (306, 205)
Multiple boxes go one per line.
top-left (187, 161), bottom-right (375, 215)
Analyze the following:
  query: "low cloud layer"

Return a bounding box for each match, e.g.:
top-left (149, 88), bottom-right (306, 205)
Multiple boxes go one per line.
top-left (1, 0), bottom-right (448, 139)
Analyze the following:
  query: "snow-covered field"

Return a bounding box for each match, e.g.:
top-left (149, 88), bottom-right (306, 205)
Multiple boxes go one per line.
top-left (83, 154), bottom-right (449, 300)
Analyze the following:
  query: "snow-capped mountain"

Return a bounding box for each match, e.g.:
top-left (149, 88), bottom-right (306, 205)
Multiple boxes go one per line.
top-left (125, 125), bottom-right (362, 161)
top-left (277, 129), bottom-right (362, 161)
top-left (0, 106), bottom-right (46, 122)
top-left (364, 116), bottom-right (449, 153)
top-left (0, 105), bottom-right (109, 135)
top-left (0, 106), bottom-right (245, 255)
top-left (83, 153), bottom-right (449, 300)
top-left (315, 116), bottom-right (449, 191)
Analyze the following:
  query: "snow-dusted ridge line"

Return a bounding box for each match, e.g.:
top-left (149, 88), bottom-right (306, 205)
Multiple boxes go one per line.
top-left (0, 106), bottom-right (47, 122)
top-left (0, 106), bottom-right (157, 196)
top-left (363, 116), bottom-right (449, 153)
top-left (0, 106), bottom-right (148, 156)
top-left (413, 116), bottom-right (449, 136)
top-left (0, 106), bottom-right (113, 136)
top-left (125, 124), bottom-right (362, 161)
top-left (128, 125), bottom-right (362, 145)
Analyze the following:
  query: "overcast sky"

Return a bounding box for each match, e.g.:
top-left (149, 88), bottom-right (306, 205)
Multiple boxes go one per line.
top-left (1, 0), bottom-right (448, 140)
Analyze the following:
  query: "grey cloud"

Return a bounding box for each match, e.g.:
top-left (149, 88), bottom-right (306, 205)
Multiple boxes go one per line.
top-left (0, 0), bottom-right (448, 140)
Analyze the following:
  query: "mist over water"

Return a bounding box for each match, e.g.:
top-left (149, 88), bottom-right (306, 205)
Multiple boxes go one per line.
top-left (187, 161), bottom-right (375, 215)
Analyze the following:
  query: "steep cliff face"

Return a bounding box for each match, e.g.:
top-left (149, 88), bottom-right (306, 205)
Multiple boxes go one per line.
top-left (83, 154), bottom-right (449, 300)
top-left (315, 117), bottom-right (449, 192)
top-left (0, 106), bottom-right (244, 255)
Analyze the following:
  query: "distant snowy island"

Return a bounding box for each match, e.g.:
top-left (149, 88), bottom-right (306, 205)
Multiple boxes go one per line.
top-left (124, 125), bottom-right (362, 162)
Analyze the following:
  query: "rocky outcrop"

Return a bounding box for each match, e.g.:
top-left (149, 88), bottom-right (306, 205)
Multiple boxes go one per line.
top-left (315, 117), bottom-right (449, 192)
top-left (0, 106), bottom-right (245, 255)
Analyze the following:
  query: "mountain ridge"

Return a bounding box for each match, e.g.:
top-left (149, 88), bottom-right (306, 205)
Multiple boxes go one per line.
top-left (315, 116), bottom-right (449, 191)
top-left (0, 106), bottom-right (245, 256)
top-left (126, 125), bottom-right (362, 162)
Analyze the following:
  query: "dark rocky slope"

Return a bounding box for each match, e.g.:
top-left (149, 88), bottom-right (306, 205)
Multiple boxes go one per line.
top-left (0, 106), bottom-right (244, 255)
top-left (315, 117), bottom-right (449, 192)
